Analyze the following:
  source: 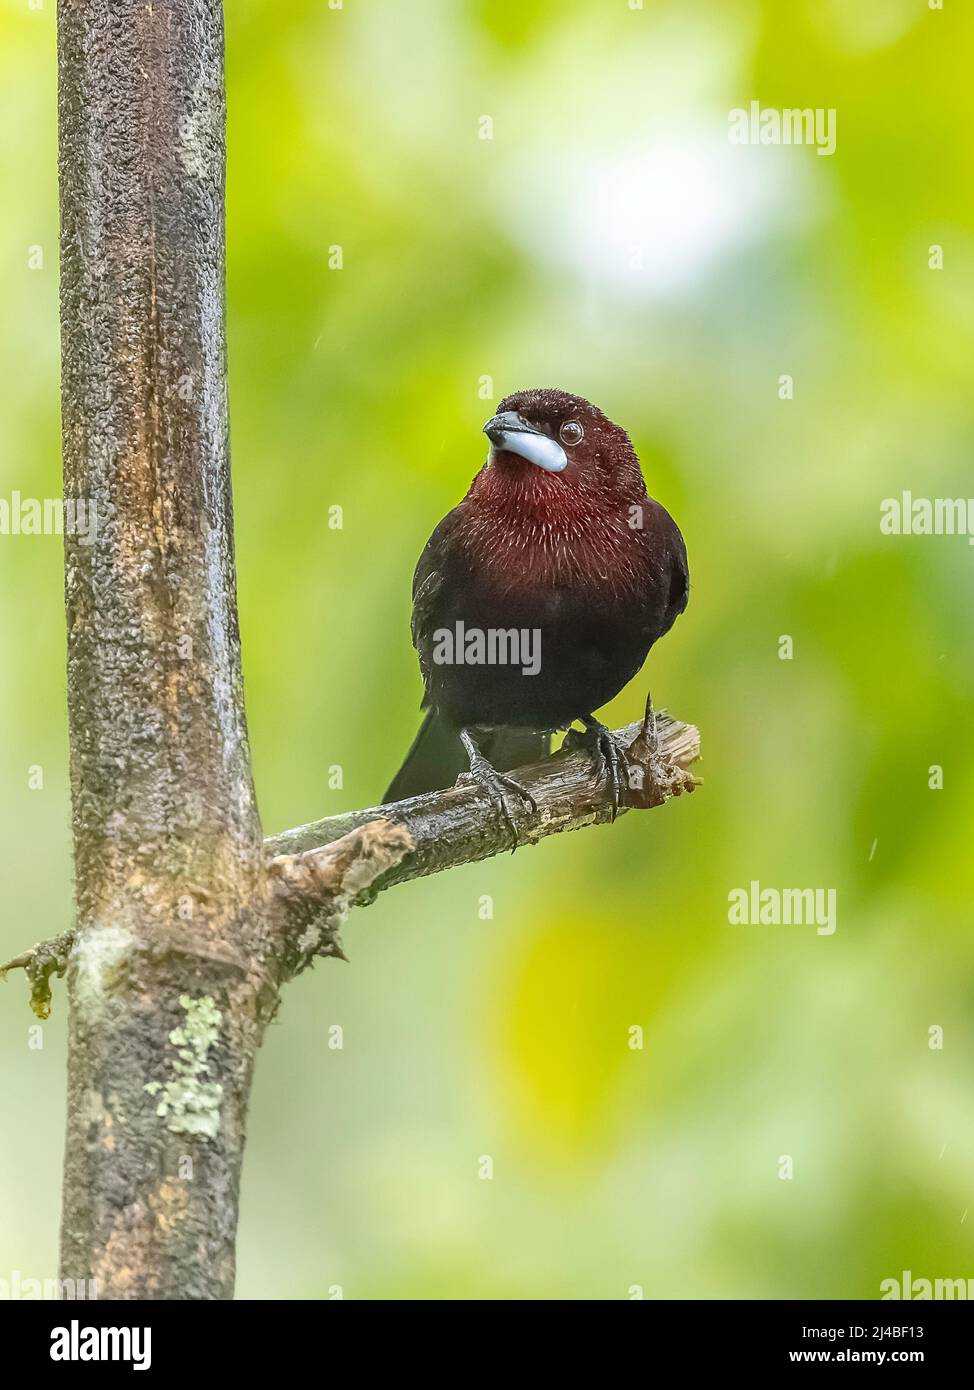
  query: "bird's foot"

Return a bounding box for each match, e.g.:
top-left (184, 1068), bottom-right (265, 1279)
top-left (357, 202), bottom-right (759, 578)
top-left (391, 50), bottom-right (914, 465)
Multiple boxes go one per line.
top-left (566, 715), bottom-right (631, 821)
top-left (458, 729), bottom-right (537, 852)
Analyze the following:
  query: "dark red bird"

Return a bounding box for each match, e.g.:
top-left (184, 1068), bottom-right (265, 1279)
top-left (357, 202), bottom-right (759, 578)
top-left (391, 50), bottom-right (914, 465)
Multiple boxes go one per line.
top-left (385, 387), bottom-right (688, 839)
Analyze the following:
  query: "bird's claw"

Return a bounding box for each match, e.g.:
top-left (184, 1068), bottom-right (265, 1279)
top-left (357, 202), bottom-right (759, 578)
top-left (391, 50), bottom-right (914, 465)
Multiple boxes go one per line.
top-left (459, 730), bottom-right (537, 852)
top-left (463, 760), bottom-right (536, 851)
top-left (571, 718), bottom-right (631, 821)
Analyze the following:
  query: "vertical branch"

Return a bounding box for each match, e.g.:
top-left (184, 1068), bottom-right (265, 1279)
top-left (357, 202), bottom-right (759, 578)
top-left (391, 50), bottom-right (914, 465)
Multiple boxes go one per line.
top-left (57, 0), bottom-right (272, 1299)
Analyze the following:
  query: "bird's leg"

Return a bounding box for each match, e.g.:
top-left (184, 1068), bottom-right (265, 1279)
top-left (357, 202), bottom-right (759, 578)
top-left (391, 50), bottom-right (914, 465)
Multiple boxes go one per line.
top-left (458, 729), bottom-right (538, 852)
top-left (573, 714), bottom-right (632, 822)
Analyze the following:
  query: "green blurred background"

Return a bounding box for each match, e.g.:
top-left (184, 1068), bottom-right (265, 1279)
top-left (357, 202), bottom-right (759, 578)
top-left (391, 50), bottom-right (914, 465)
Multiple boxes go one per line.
top-left (2, 0), bottom-right (973, 1299)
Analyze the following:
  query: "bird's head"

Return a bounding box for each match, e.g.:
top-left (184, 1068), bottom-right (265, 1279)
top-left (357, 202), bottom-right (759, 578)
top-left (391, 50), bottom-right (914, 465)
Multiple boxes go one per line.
top-left (482, 388), bottom-right (644, 497)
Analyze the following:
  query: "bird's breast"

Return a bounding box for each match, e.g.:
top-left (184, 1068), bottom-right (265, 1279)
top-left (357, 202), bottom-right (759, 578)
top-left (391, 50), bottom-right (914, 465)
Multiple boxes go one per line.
top-left (458, 508), bottom-right (651, 607)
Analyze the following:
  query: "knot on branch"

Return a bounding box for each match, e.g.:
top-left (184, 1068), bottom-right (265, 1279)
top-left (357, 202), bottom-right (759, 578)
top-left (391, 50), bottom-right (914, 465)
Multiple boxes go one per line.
top-left (268, 818), bottom-right (414, 979)
top-left (618, 696), bottom-right (699, 809)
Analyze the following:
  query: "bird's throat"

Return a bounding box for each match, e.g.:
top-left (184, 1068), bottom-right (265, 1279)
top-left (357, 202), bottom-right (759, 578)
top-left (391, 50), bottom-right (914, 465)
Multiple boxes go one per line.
top-left (462, 465), bottom-right (646, 597)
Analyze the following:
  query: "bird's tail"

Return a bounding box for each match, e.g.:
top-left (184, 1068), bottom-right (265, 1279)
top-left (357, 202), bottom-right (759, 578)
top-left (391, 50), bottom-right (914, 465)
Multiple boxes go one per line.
top-left (384, 709), bottom-right (466, 803)
top-left (384, 710), bottom-right (551, 803)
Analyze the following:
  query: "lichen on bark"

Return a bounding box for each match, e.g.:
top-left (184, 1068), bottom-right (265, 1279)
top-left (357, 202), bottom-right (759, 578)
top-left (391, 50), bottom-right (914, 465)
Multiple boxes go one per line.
top-left (144, 994), bottom-right (224, 1140)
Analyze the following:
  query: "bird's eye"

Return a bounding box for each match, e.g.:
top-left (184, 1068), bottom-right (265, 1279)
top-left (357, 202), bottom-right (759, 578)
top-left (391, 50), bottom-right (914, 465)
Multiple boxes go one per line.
top-left (559, 420), bottom-right (583, 446)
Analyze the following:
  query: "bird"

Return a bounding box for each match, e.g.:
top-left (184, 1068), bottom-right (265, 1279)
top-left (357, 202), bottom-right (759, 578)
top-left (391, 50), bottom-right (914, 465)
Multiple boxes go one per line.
top-left (384, 387), bottom-right (689, 842)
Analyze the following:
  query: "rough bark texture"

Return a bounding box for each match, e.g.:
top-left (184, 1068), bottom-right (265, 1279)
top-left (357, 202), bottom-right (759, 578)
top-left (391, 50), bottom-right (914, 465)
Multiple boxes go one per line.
top-left (57, 0), bottom-right (273, 1299)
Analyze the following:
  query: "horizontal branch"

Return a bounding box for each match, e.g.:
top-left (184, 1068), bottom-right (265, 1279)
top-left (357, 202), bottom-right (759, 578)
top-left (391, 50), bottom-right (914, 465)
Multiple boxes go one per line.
top-left (2, 705), bottom-right (700, 998)
top-left (265, 703), bottom-right (700, 907)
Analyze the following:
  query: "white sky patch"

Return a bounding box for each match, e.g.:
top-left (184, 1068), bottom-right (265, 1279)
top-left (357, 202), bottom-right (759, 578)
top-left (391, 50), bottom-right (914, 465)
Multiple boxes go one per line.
top-left (497, 124), bottom-right (809, 301)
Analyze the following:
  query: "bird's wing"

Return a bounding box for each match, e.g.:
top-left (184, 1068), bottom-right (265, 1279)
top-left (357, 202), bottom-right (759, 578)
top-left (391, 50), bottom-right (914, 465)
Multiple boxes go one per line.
top-left (664, 522), bottom-right (689, 629)
top-left (640, 497), bottom-right (689, 637)
top-left (410, 509), bottom-right (460, 705)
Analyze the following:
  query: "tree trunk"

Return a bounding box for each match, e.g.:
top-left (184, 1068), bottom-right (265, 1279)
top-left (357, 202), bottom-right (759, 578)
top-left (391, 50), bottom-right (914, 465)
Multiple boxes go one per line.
top-left (57, 0), bottom-right (274, 1300)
